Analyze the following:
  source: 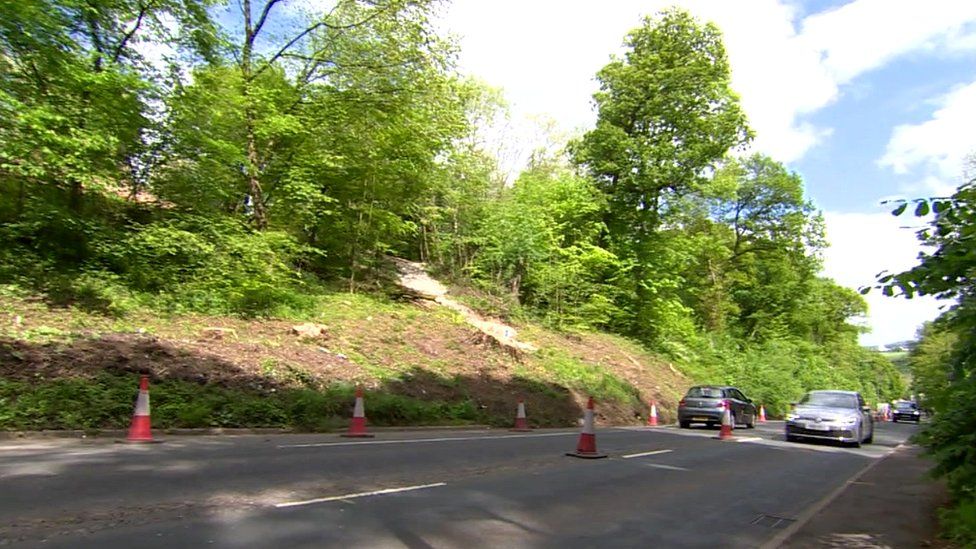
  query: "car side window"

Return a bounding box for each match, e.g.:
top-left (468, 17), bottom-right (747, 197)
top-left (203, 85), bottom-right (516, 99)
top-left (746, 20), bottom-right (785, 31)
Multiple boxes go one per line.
top-left (857, 395), bottom-right (866, 408)
top-left (733, 389), bottom-right (747, 401)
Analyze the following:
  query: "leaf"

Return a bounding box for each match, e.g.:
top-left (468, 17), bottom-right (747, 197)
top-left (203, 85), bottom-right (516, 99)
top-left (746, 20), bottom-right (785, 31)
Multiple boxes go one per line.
top-left (914, 201), bottom-right (930, 217)
top-left (891, 202), bottom-right (908, 216)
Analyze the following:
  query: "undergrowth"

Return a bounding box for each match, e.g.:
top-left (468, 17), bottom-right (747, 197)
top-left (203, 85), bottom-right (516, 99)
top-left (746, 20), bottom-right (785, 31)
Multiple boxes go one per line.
top-left (0, 374), bottom-right (485, 431)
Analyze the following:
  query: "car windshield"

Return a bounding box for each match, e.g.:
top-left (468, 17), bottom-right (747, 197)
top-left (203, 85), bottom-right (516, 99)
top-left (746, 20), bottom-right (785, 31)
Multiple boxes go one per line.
top-left (896, 402), bottom-right (917, 410)
top-left (799, 392), bottom-right (858, 409)
top-left (687, 387), bottom-right (724, 398)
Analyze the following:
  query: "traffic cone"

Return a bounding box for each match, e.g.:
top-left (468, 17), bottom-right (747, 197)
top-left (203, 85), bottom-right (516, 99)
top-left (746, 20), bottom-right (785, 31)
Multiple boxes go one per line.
top-left (341, 386), bottom-right (374, 438)
top-left (647, 401), bottom-right (659, 426)
top-left (125, 375), bottom-right (157, 443)
top-left (566, 397), bottom-right (607, 459)
top-left (759, 405), bottom-right (767, 423)
top-left (510, 399), bottom-right (531, 432)
top-left (716, 400), bottom-right (734, 440)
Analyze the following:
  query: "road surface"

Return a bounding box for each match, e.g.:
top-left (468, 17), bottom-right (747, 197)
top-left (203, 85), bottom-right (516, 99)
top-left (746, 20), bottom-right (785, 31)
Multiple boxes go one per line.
top-left (0, 420), bottom-right (920, 548)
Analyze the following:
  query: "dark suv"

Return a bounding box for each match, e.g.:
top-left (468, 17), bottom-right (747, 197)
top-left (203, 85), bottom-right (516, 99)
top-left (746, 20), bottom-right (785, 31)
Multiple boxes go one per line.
top-left (892, 401), bottom-right (921, 423)
top-left (678, 385), bottom-right (757, 429)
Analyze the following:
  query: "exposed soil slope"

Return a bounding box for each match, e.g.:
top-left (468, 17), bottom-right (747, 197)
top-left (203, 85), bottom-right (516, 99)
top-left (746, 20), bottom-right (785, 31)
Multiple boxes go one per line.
top-left (0, 271), bottom-right (689, 427)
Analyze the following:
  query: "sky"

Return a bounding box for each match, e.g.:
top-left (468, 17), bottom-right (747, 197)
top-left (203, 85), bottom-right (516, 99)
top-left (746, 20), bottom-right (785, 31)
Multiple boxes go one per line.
top-left (434, 0), bottom-right (976, 347)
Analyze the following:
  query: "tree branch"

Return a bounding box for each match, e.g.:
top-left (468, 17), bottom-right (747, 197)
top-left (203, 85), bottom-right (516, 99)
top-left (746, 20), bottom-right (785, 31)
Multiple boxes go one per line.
top-left (252, 0), bottom-right (283, 42)
top-left (253, 1), bottom-right (395, 78)
top-left (112, 2), bottom-right (150, 63)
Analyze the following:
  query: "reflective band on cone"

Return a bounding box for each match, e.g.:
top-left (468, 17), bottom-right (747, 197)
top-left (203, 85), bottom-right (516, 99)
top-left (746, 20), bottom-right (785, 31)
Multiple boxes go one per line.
top-left (647, 401), bottom-right (659, 426)
top-left (567, 397), bottom-right (607, 459)
top-left (716, 400), bottom-right (734, 440)
top-left (511, 399), bottom-right (531, 432)
top-left (125, 375), bottom-right (159, 443)
top-left (341, 387), bottom-right (374, 438)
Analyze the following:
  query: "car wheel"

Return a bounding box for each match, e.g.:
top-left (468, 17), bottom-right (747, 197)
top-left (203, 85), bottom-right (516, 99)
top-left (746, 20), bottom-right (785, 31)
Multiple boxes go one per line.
top-left (851, 426), bottom-right (862, 448)
top-left (746, 411), bottom-right (756, 429)
top-left (679, 421), bottom-right (690, 429)
top-left (864, 428), bottom-right (873, 444)
top-left (786, 433), bottom-right (798, 442)
top-left (892, 417), bottom-right (898, 423)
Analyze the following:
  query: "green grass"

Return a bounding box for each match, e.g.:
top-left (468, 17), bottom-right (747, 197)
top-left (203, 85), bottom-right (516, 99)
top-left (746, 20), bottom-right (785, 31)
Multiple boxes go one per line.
top-left (536, 348), bottom-right (640, 404)
top-left (0, 373), bottom-right (489, 432)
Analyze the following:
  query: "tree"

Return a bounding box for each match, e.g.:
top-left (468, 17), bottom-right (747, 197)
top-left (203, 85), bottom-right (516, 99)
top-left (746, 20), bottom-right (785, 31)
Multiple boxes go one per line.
top-left (0, 0), bottom-right (214, 214)
top-left (571, 8), bottom-right (751, 344)
top-left (876, 170), bottom-right (976, 544)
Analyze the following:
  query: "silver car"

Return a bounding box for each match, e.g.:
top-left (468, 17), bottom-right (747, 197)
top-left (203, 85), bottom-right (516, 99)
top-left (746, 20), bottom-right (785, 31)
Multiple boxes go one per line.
top-left (785, 390), bottom-right (874, 447)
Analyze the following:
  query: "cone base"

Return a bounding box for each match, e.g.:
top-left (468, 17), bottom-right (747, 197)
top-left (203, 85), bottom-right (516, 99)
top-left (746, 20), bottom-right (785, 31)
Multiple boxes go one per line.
top-left (340, 433), bottom-right (375, 438)
top-left (117, 438), bottom-right (163, 444)
top-left (566, 451), bottom-right (608, 459)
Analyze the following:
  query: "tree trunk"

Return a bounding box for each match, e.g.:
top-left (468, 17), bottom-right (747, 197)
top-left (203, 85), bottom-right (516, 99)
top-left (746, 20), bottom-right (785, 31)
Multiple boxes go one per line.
top-left (241, 0), bottom-right (267, 229)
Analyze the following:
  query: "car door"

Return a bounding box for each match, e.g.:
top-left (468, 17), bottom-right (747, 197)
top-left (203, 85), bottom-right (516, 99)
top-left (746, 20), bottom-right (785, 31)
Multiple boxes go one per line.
top-left (857, 394), bottom-right (872, 440)
top-left (727, 389), bottom-right (745, 424)
top-left (732, 389), bottom-right (753, 423)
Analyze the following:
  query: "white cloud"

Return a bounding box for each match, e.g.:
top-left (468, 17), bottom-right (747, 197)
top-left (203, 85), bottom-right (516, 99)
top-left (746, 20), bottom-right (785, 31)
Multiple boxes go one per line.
top-left (822, 211), bottom-right (946, 346)
top-left (800, 0), bottom-right (976, 84)
top-left (879, 79), bottom-right (976, 179)
top-left (440, 1), bottom-right (976, 166)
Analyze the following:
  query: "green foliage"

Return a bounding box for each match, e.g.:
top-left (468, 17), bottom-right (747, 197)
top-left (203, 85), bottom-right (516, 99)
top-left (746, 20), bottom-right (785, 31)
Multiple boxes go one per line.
top-left (878, 172), bottom-right (976, 545)
top-left (537, 349), bottom-right (640, 404)
top-left (0, 374), bottom-right (486, 431)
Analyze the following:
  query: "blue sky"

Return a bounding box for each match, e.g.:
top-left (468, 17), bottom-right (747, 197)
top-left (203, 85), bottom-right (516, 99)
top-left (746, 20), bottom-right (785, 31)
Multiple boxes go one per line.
top-left (436, 0), bottom-right (976, 346)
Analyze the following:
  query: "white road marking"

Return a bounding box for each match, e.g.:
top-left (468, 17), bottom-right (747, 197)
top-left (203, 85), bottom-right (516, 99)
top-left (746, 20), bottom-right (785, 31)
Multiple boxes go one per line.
top-left (275, 482), bottom-right (447, 508)
top-left (621, 449), bottom-right (673, 459)
top-left (645, 463), bottom-right (689, 471)
top-left (278, 431), bottom-right (575, 449)
top-left (735, 437), bottom-right (763, 443)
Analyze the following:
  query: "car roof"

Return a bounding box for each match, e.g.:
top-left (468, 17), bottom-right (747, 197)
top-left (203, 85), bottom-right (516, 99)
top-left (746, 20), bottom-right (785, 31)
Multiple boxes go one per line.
top-left (807, 390), bottom-right (859, 395)
top-left (691, 385), bottom-right (735, 390)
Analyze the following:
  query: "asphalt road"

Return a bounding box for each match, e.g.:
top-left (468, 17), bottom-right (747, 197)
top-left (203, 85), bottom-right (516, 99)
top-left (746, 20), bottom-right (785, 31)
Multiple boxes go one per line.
top-left (0, 420), bottom-right (921, 548)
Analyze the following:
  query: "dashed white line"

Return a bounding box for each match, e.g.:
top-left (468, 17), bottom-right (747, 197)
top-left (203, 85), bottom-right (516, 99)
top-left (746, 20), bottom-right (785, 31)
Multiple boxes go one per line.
top-left (278, 431), bottom-right (575, 449)
top-left (275, 482), bottom-right (447, 508)
top-left (645, 463), bottom-right (689, 471)
top-left (621, 449), bottom-right (673, 459)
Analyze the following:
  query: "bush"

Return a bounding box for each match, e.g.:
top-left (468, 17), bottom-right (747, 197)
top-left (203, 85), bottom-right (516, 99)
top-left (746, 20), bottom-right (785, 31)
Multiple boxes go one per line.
top-left (0, 374), bottom-right (487, 431)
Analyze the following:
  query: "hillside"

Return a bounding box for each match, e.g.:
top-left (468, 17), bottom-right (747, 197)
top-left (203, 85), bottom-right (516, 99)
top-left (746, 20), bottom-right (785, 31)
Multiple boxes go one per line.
top-left (0, 276), bottom-right (689, 433)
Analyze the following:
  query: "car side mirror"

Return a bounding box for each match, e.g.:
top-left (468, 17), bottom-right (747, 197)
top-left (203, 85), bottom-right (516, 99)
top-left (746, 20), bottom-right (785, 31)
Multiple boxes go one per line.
top-left (862, 406), bottom-right (871, 413)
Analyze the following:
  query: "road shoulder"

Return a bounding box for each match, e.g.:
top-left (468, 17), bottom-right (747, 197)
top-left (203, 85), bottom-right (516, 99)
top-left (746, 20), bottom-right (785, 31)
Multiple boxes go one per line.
top-left (776, 443), bottom-right (950, 548)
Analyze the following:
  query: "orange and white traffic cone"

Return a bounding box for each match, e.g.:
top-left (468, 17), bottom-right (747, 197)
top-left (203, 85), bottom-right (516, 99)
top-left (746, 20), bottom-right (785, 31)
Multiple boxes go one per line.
top-left (341, 386), bottom-right (374, 438)
top-left (126, 375), bottom-right (156, 443)
top-left (716, 400), bottom-right (734, 440)
top-left (510, 399), bottom-right (531, 432)
top-left (647, 401), bottom-right (659, 427)
top-left (759, 405), bottom-right (767, 423)
top-left (567, 397), bottom-right (607, 459)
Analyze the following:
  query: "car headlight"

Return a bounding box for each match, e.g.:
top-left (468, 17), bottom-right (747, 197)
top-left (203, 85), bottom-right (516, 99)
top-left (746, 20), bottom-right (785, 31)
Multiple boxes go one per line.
top-left (840, 417), bottom-right (858, 425)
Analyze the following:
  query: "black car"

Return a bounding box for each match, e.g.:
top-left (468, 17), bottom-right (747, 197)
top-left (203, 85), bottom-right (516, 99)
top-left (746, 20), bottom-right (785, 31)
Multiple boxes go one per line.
top-left (892, 401), bottom-right (921, 423)
top-left (678, 385), bottom-right (757, 429)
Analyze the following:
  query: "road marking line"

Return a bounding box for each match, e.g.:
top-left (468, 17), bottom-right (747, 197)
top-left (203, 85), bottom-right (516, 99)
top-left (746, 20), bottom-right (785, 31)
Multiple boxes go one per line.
top-left (278, 431), bottom-right (574, 449)
top-left (645, 463), bottom-right (688, 471)
top-left (622, 449), bottom-right (673, 459)
top-left (735, 437), bottom-right (763, 443)
top-left (275, 482), bottom-right (447, 508)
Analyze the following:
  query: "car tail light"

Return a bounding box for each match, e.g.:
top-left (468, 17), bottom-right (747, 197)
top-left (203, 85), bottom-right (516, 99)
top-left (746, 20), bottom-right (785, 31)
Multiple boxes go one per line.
top-left (716, 400), bottom-right (727, 408)
top-left (678, 399), bottom-right (686, 407)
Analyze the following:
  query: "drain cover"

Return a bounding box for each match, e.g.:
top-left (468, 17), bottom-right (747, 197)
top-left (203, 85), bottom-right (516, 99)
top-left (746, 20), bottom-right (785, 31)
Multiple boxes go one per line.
top-left (751, 514), bottom-right (797, 529)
